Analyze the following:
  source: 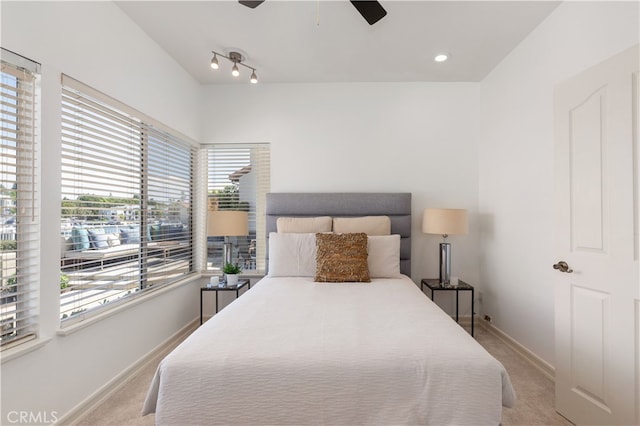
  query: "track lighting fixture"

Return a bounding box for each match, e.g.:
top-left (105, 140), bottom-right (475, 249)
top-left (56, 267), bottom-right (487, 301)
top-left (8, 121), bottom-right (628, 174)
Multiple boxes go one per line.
top-left (210, 50), bottom-right (258, 83)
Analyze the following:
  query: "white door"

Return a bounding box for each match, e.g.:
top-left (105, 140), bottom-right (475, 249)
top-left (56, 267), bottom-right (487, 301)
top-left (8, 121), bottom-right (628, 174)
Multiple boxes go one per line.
top-left (554, 44), bottom-right (639, 425)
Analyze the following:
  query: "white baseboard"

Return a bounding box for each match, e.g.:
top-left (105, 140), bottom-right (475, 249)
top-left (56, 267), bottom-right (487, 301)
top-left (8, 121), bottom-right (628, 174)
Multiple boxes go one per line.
top-left (479, 318), bottom-right (555, 381)
top-left (57, 318), bottom-right (199, 425)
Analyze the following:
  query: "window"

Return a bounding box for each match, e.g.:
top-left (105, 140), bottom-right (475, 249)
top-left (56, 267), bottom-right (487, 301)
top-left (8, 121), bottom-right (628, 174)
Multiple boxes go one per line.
top-left (0, 49), bottom-right (40, 349)
top-left (60, 74), bottom-right (195, 323)
top-left (206, 144), bottom-right (270, 274)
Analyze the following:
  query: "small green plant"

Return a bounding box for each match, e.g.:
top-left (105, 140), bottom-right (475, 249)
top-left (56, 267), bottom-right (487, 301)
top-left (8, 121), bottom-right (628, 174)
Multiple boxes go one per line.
top-left (0, 240), bottom-right (17, 251)
top-left (222, 263), bottom-right (242, 275)
top-left (5, 273), bottom-right (70, 291)
top-left (5, 275), bottom-right (16, 289)
top-left (60, 272), bottom-right (69, 290)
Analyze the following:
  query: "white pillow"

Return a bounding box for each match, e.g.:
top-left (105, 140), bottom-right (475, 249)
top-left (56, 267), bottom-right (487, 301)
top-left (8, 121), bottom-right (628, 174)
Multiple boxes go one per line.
top-left (268, 232), bottom-right (317, 277)
top-left (333, 216), bottom-right (391, 235)
top-left (368, 235), bottom-right (401, 278)
top-left (276, 216), bottom-right (332, 233)
top-left (106, 233), bottom-right (121, 247)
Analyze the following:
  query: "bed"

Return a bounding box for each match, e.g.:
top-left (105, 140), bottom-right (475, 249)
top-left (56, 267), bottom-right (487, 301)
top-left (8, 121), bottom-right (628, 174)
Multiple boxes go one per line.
top-left (142, 193), bottom-right (515, 425)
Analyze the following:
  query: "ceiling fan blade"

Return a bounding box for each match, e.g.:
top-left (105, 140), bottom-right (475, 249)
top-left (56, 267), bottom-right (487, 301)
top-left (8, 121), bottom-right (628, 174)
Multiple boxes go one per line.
top-left (239, 0), bottom-right (265, 9)
top-left (350, 1), bottom-right (387, 25)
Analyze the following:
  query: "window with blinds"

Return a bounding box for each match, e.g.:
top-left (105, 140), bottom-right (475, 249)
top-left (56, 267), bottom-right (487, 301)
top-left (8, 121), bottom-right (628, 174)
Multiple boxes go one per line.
top-left (60, 75), bottom-right (195, 323)
top-left (206, 144), bottom-right (270, 274)
top-left (0, 49), bottom-right (40, 350)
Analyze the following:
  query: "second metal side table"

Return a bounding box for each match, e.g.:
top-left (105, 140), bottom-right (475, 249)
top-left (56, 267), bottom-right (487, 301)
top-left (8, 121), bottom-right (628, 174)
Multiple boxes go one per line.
top-left (421, 278), bottom-right (474, 337)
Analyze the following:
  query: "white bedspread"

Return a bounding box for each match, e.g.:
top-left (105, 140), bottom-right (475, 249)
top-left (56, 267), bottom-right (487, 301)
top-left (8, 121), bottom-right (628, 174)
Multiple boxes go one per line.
top-left (143, 276), bottom-right (515, 425)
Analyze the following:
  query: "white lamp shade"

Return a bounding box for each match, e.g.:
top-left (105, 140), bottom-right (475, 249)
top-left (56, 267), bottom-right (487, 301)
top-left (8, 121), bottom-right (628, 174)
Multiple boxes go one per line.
top-left (207, 211), bottom-right (248, 236)
top-left (422, 208), bottom-right (468, 236)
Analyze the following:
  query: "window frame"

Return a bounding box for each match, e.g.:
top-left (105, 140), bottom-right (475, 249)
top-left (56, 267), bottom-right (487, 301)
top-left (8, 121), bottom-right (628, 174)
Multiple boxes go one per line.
top-left (59, 74), bottom-right (197, 325)
top-left (204, 143), bottom-right (270, 275)
top-left (0, 49), bottom-right (41, 350)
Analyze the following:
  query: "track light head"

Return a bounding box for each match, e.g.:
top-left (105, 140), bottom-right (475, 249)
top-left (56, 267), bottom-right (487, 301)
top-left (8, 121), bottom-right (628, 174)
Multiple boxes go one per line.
top-left (210, 54), bottom-right (219, 69)
top-left (231, 63), bottom-right (240, 77)
top-left (250, 70), bottom-right (258, 84)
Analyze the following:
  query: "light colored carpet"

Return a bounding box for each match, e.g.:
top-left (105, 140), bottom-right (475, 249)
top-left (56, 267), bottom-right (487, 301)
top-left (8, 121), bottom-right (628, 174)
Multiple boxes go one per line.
top-left (71, 324), bottom-right (574, 426)
top-left (475, 327), bottom-right (573, 426)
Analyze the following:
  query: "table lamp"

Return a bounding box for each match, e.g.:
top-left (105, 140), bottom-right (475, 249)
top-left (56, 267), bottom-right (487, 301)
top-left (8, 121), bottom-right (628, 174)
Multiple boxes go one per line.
top-left (207, 210), bottom-right (249, 268)
top-left (422, 208), bottom-right (468, 286)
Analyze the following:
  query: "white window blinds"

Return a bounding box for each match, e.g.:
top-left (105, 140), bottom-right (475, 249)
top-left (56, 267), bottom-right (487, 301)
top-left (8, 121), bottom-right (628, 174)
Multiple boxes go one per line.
top-left (0, 49), bottom-right (40, 350)
top-left (206, 144), bottom-right (270, 274)
top-left (60, 75), bottom-right (195, 323)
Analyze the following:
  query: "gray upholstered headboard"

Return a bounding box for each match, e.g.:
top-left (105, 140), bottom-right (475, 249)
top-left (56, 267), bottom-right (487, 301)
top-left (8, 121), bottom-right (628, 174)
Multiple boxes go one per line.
top-left (266, 193), bottom-right (412, 276)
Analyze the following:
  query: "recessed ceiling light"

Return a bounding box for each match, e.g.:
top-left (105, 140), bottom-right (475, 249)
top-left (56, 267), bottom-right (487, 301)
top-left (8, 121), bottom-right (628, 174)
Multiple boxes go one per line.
top-left (434, 54), bottom-right (449, 63)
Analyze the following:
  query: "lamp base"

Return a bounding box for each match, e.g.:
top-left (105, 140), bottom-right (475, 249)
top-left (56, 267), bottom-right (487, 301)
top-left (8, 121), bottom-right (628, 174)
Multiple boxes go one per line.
top-left (223, 240), bottom-right (233, 267)
top-left (439, 242), bottom-right (451, 285)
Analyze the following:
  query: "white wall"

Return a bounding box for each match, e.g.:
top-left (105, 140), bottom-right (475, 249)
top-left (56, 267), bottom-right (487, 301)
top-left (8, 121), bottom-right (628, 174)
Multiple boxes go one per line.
top-left (1, 2), bottom-right (203, 421)
top-left (478, 1), bottom-right (639, 365)
top-left (200, 82), bottom-right (482, 289)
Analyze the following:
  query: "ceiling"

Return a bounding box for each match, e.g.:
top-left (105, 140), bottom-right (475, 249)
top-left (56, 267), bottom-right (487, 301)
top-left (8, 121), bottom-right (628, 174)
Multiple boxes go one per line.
top-left (116, 0), bottom-right (560, 85)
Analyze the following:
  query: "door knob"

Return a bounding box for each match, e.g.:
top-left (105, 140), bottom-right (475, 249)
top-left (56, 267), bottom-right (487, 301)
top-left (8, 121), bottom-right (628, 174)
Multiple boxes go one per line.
top-left (553, 261), bottom-right (573, 273)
